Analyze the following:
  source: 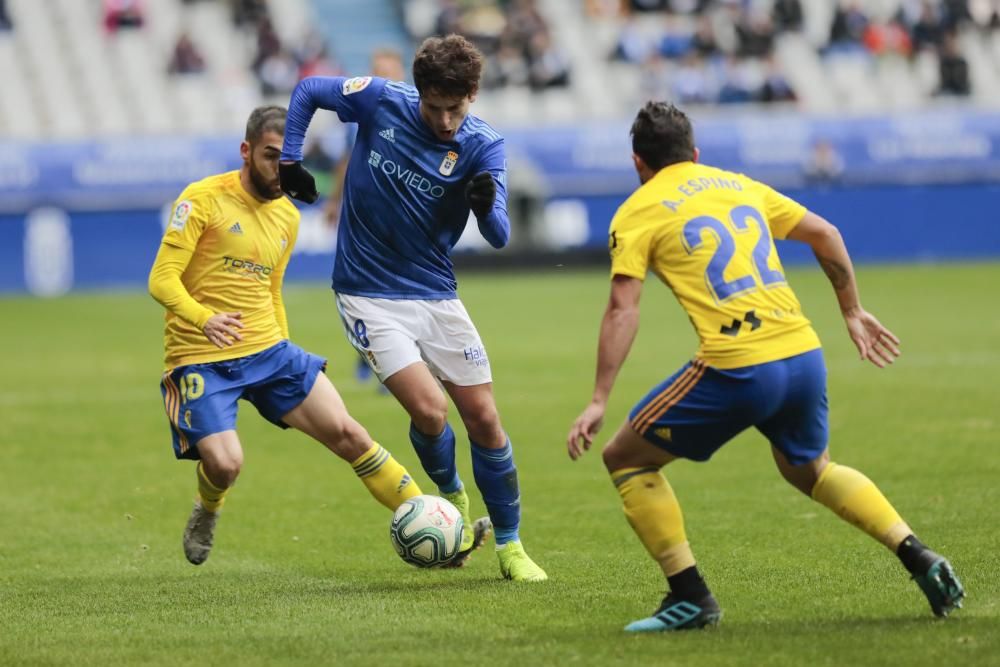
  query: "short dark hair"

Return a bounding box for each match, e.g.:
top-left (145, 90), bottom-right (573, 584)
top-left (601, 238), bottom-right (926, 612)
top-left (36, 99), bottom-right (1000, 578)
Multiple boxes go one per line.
top-left (245, 105), bottom-right (286, 143)
top-left (412, 34), bottom-right (483, 98)
top-left (630, 102), bottom-right (695, 171)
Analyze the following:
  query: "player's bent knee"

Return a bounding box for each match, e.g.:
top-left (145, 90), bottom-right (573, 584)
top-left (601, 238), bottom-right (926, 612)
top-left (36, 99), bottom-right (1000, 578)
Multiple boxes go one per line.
top-left (602, 442), bottom-right (625, 473)
top-left (774, 448), bottom-right (829, 496)
top-left (204, 454), bottom-right (242, 488)
top-left (461, 409), bottom-right (503, 447)
top-left (321, 417), bottom-right (372, 461)
top-left (410, 404), bottom-right (449, 437)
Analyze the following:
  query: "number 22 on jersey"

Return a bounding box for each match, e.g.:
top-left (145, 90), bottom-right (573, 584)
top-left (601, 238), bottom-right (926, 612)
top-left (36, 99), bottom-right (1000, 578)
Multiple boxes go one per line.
top-left (680, 204), bottom-right (786, 303)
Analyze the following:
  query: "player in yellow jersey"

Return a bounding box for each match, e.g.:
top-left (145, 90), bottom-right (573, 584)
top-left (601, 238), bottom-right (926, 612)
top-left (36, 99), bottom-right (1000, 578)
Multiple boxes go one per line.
top-left (149, 106), bottom-right (422, 565)
top-left (566, 102), bottom-right (964, 631)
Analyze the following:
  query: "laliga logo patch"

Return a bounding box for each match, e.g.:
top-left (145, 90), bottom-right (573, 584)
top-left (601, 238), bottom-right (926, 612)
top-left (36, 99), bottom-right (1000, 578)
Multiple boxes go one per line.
top-left (342, 76), bottom-right (372, 95)
top-left (171, 200), bottom-right (192, 230)
top-left (439, 151), bottom-right (458, 176)
top-left (608, 230), bottom-right (622, 257)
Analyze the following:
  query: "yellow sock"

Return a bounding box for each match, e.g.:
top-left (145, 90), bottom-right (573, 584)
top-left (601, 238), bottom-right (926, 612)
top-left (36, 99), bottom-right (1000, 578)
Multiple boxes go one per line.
top-left (611, 467), bottom-right (696, 577)
top-left (352, 443), bottom-right (422, 510)
top-left (811, 462), bottom-right (912, 550)
top-left (197, 462), bottom-right (229, 513)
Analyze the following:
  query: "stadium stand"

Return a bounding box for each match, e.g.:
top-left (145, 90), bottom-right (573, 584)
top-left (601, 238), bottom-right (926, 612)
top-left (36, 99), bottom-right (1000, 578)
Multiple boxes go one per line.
top-left (1, 0), bottom-right (999, 138)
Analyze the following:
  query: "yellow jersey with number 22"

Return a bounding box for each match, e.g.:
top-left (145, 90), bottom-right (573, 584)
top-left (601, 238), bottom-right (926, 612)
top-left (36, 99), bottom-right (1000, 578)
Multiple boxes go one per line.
top-left (609, 161), bottom-right (820, 369)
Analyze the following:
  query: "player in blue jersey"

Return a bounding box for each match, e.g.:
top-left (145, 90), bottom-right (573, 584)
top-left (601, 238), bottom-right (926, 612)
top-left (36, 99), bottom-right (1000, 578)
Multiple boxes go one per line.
top-left (278, 35), bottom-right (546, 581)
top-left (323, 48), bottom-right (406, 393)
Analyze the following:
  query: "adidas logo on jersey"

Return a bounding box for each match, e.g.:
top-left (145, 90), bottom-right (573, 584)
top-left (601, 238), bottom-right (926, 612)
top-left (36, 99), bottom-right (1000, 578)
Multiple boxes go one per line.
top-left (228, 222), bottom-right (243, 234)
top-left (378, 128), bottom-right (396, 143)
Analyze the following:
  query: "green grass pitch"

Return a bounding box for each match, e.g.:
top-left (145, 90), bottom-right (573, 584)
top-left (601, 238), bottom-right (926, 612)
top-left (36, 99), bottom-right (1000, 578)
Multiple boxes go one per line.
top-left (1, 263), bottom-right (998, 666)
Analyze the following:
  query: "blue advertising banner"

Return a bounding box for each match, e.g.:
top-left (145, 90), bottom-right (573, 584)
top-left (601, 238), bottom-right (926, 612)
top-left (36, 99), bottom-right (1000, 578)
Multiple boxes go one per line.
top-left (1, 109), bottom-right (999, 294)
top-left (503, 109), bottom-right (1000, 196)
top-left (2, 110), bottom-right (1000, 211)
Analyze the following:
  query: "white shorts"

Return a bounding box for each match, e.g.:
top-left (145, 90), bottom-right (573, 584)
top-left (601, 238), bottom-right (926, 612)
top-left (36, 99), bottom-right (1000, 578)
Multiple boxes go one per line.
top-left (334, 294), bottom-right (492, 386)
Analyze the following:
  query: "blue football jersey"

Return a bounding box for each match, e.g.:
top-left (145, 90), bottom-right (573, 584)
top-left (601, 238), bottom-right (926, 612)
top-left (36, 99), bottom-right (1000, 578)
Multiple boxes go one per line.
top-left (282, 76), bottom-right (510, 299)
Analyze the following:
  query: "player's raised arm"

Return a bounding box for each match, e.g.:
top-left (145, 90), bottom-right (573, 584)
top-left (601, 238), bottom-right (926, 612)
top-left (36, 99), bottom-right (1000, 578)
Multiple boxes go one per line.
top-left (466, 140), bottom-right (510, 248)
top-left (280, 76), bottom-right (387, 204)
top-left (786, 210), bottom-right (900, 367)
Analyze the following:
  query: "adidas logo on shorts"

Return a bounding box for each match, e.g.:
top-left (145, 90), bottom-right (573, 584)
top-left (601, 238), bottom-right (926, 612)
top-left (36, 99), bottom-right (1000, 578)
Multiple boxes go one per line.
top-left (228, 222), bottom-right (243, 234)
top-left (379, 128), bottom-right (396, 143)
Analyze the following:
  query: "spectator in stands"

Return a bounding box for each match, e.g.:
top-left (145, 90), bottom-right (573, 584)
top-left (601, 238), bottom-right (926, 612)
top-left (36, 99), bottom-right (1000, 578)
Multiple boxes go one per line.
top-left (488, 41), bottom-right (531, 88)
top-left (258, 49), bottom-right (300, 96)
top-left (758, 56), bottom-right (797, 103)
top-left (230, 0), bottom-right (269, 28)
top-left (103, 0), bottom-right (144, 33)
top-left (908, 2), bottom-right (945, 52)
top-left (0, 0), bottom-right (11, 31)
top-left (941, 0), bottom-right (973, 28)
top-left (640, 53), bottom-right (671, 102)
top-left (253, 17), bottom-right (283, 71)
top-left (585, 0), bottom-right (626, 19)
top-left (691, 15), bottom-right (720, 58)
top-left (527, 29), bottom-right (571, 90)
top-left (168, 32), bottom-right (207, 76)
top-left (863, 19), bottom-right (912, 58)
top-left (295, 30), bottom-right (341, 80)
top-left (804, 139), bottom-right (845, 183)
top-left (434, 0), bottom-right (463, 35)
top-left (659, 15), bottom-right (695, 59)
top-left (457, 1), bottom-right (507, 53)
top-left (505, 0), bottom-right (549, 50)
top-left (828, 1), bottom-right (869, 51)
top-left (937, 30), bottom-right (971, 96)
top-left (616, 18), bottom-right (656, 64)
top-left (716, 56), bottom-right (755, 104)
top-left (772, 0), bottom-right (804, 32)
top-left (673, 53), bottom-right (713, 104)
top-left (630, 0), bottom-right (670, 11)
top-left (736, 11), bottom-right (776, 58)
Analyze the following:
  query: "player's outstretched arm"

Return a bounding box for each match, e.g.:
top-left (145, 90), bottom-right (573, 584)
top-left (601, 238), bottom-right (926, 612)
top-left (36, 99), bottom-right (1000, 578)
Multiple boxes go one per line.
top-left (148, 243), bottom-right (243, 348)
top-left (786, 211), bottom-right (900, 368)
top-left (567, 275), bottom-right (643, 460)
top-left (280, 76), bottom-right (384, 204)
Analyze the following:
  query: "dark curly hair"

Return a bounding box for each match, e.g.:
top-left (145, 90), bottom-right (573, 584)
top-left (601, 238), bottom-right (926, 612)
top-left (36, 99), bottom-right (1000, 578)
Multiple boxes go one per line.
top-left (630, 102), bottom-right (696, 171)
top-left (412, 34), bottom-right (484, 99)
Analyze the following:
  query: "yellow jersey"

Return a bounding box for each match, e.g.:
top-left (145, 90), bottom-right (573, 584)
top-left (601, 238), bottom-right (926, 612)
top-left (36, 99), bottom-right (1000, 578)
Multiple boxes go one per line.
top-left (158, 171), bottom-right (299, 368)
top-left (609, 161), bottom-right (820, 369)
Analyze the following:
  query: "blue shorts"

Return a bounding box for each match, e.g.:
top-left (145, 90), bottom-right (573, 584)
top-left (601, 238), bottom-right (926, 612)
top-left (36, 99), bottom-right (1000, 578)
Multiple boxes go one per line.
top-left (628, 348), bottom-right (828, 465)
top-left (159, 341), bottom-right (326, 460)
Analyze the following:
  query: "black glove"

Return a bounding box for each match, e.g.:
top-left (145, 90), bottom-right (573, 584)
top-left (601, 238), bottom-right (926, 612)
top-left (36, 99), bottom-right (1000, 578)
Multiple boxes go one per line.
top-left (464, 171), bottom-right (495, 219)
top-left (279, 161), bottom-right (319, 204)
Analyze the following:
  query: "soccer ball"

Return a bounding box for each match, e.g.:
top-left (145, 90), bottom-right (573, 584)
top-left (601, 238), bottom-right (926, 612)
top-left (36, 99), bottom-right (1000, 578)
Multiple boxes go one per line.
top-left (389, 495), bottom-right (464, 568)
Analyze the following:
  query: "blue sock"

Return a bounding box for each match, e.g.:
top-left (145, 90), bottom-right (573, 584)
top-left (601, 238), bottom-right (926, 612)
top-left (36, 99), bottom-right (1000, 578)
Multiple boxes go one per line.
top-left (409, 422), bottom-right (461, 494)
top-left (471, 439), bottom-right (520, 545)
